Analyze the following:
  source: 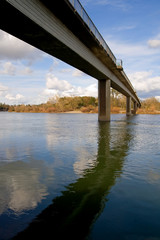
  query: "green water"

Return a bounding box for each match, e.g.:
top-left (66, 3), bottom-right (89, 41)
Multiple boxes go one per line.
top-left (0, 113), bottom-right (160, 239)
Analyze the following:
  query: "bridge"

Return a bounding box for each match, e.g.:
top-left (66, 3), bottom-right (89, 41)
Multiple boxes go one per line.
top-left (0, 0), bottom-right (141, 121)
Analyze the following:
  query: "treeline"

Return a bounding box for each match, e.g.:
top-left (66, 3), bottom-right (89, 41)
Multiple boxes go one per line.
top-left (0, 103), bottom-right (10, 111)
top-left (5, 90), bottom-right (126, 113)
top-left (8, 96), bottom-right (99, 113)
top-left (1, 93), bottom-right (160, 114)
top-left (110, 93), bottom-right (160, 114)
top-left (138, 97), bottom-right (160, 114)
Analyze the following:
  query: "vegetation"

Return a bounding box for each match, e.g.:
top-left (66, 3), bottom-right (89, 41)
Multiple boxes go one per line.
top-left (0, 103), bottom-right (10, 111)
top-left (0, 90), bottom-right (160, 114)
top-left (110, 89), bottom-right (126, 113)
top-left (137, 97), bottom-right (160, 114)
top-left (7, 96), bottom-right (99, 113)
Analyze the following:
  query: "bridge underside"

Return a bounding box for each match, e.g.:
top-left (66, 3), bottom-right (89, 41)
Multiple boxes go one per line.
top-left (0, 0), bottom-right (140, 121)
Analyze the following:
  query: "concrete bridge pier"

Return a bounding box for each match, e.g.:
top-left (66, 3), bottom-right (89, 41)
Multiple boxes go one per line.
top-left (98, 79), bottom-right (111, 122)
top-left (133, 101), bottom-right (138, 114)
top-left (126, 96), bottom-right (131, 116)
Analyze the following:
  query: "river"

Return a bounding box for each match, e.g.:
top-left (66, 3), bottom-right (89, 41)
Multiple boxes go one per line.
top-left (0, 112), bottom-right (160, 239)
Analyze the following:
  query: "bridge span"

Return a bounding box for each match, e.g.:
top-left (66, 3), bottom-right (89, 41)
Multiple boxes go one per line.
top-left (0, 0), bottom-right (141, 121)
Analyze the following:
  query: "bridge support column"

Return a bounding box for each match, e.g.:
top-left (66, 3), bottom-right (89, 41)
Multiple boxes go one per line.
top-left (126, 96), bottom-right (131, 116)
top-left (98, 79), bottom-right (110, 122)
top-left (133, 102), bottom-right (137, 114)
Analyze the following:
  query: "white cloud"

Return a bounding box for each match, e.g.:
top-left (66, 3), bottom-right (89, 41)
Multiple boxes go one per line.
top-left (72, 69), bottom-right (84, 77)
top-left (75, 83), bottom-right (97, 97)
top-left (60, 68), bottom-right (72, 73)
top-left (155, 96), bottom-right (160, 102)
top-left (41, 73), bottom-right (98, 102)
top-left (46, 73), bottom-right (72, 91)
top-left (114, 25), bottom-right (136, 32)
top-left (128, 71), bottom-right (160, 93)
top-left (43, 89), bottom-right (60, 98)
top-left (107, 39), bottom-right (155, 58)
top-left (81, 0), bottom-right (130, 11)
top-left (0, 30), bottom-right (43, 61)
top-left (105, 36), bottom-right (160, 79)
top-left (0, 84), bottom-right (8, 98)
top-left (5, 94), bottom-right (25, 102)
top-left (147, 33), bottom-right (160, 49)
top-left (0, 61), bottom-right (33, 76)
top-left (0, 83), bottom-right (8, 92)
top-left (48, 59), bottom-right (60, 73)
top-left (148, 39), bottom-right (160, 48)
top-left (0, 62), bottom-right (16, 75)
top-left (0, 86), bottom-right (26, 104)
top-left (20, 67), bottom-right (33, 75)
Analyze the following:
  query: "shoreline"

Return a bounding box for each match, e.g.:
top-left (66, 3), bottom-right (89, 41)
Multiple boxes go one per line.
top-left (63, 110), bottom-right (82, 114)
top-left (1, 110), bottom-right (160, 115)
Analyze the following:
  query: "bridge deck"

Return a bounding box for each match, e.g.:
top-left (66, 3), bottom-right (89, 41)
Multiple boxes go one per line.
top-left (0, 0), bottom-right (141, 108)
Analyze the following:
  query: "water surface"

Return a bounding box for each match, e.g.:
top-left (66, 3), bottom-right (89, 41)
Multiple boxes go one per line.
top-left (0, 113), bottom-right (160, 239)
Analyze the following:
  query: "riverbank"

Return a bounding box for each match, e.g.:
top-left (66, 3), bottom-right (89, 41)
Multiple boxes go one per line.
top-left (1, 109), bottom-right (160, 114)
top-left (1, 96), bottom-right (160, 114)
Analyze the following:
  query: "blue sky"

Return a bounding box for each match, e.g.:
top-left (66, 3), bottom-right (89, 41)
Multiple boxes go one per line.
top-left (0, 0), bottom-right (160, 104)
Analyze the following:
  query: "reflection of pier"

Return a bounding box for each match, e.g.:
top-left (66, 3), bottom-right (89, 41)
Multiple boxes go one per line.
top-left (14, 121), bottom-right (132, 239)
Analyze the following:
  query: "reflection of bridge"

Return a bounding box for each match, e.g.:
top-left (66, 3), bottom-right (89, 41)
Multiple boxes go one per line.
top-left (14, 121), bottom-right (132, 239)
top-left (0, 0), bottom-right (141, 121)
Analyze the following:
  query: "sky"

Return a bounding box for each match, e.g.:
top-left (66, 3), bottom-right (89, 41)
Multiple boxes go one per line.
top-left (1, 0), bottom-right (160, 104)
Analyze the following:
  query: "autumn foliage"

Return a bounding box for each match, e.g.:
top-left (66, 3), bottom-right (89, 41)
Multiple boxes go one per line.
top-left (7, 96), bottom-right (98, 113)
top-left (0, 91), bottom-right (160, 114)
top-left (137, 97), bottom-right (160, 114)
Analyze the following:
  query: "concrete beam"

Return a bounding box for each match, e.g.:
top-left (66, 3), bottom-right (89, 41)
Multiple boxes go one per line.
top-left (98, 79), bottom-right (110, 122)
top-left (126, 96), bottom-right (131, 116)
top-left (0, 0), bottom-right (140, 106)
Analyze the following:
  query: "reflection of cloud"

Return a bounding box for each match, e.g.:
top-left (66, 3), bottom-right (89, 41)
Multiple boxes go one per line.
top-left (45, 114), bottom-right (75, 150)
top-left (45, 114), bottom-right (98, 176)
top-left (73, 121), bottom-right (130, 177)
top-left (0, 160), bottom-right (53, 215)
top-left (73, 148), bottom-right (96, 176)
top-left (47, 134), bottom-right (59, 148)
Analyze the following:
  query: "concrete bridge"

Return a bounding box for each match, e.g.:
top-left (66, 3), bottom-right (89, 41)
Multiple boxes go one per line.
top-left (0, 0), bottom-right (141, 121)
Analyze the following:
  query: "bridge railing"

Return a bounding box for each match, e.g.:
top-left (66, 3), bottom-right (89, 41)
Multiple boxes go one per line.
top-left (67, 0), bottom-right (138, 101)
top-left (68, 0), bottom-right (116, 63)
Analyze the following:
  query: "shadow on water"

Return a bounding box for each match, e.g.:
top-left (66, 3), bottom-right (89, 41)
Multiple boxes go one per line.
top-left (13, 121), bottom-right (132, 240)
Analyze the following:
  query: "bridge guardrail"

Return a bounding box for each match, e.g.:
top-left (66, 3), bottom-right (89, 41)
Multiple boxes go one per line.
top-left (68, 0), bottom-right (116, 63)
top-left (68, 0), bottom-right (139, 102)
